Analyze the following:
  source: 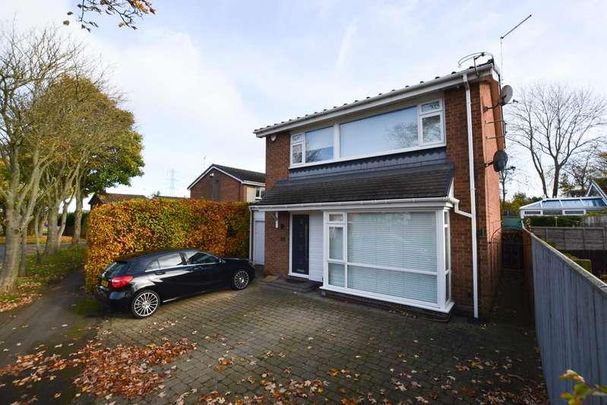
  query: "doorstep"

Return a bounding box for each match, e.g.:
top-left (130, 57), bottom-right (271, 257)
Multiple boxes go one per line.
top-left (259, 275), bottom-right (321, 293)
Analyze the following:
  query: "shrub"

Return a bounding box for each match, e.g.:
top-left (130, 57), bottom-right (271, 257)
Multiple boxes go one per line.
top-left (564, 253), bottom-right (592, 273)
top-left (527, 216), bottom-right (583, 227)
top-left (84, 199), bottom-right (249, 290)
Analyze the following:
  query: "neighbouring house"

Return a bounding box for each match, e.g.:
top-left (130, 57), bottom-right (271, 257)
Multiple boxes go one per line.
top-left (519, 178), bottom-right (607, 218)
top-left (88, 192), bottom-right (147, 210)
top-left (188, 164), bottom-right (266, 203)
top-left (251, 61), bottom-right (506, 318)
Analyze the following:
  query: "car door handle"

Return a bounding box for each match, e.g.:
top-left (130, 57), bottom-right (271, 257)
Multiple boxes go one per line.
top-left (154, 270), bottom-right (165, 275)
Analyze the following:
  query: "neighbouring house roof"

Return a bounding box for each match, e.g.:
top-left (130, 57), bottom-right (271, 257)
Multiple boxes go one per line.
top-left (88, 192), bottom-right (147, 205)
top-left (152, 195), bottom-right (189, 200)
top-left (253, 61), bottom-right (498, 137)
top-left (256, 162), bottom-right (453, 206)
top-left (587, 178), bottom-right (607, 199)
top-left (519, 197), bottom-right (607, 217)
top-left (187, 164), bottom-right (266, 190)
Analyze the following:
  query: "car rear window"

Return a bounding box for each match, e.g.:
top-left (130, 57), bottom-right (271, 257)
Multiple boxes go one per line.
top-left (158, 253), bottom-right (184, 268)
top-left (103, 261), bottom-right (130, 277)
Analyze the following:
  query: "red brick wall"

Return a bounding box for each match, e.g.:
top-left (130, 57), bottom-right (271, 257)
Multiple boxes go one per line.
top-left (263, 133), bottom-right (291, 277)
top-left (445, 79), bottom-right (503, 317)
top-left (189, 169), bottom-right (244, 201)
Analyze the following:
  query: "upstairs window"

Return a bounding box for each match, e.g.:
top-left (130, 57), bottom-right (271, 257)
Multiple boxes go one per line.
top-left (291, 127), bottom-right (334, 165)
top-left (255, 187), bottom-right (265, 200)
top-left (340, 106), bottom-right (418, 158)
top-left (290, 99), bottom-right (444, 167)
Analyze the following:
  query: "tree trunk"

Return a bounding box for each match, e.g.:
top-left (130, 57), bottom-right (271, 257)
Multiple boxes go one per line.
top-left (18, 227), bottom-right (28, 276)
top-left (56, 203), bottom-right (68, 250)
top-left (551, 165), bottom-right (561, 198)
top-left (0, 211), bottom-right (21, 291)
top-left (34, 210), bottom-right (43, 263)
top-left (72, 185), bottom-right (83, 246)
top-left (45, 206), bottom-right (59, 255)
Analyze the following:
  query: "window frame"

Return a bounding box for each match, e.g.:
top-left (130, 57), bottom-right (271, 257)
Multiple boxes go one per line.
top-left (322, 208), bottom-right (453, 312)
top-left (255, 187), bottom-right (265, 200)
top-left (290, 98), bottom-right (445, 168)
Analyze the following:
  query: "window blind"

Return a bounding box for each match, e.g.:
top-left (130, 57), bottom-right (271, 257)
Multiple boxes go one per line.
top-left (347, 212), bottom-right (436, 272)
top-left (347, 264), bottom-right (437, 303)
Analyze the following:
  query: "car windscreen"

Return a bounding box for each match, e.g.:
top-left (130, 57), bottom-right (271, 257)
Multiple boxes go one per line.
top-left (103, 261), bottom-right (130, 277)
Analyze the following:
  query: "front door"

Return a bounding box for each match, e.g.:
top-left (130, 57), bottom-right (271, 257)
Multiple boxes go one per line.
top-left (291, 214), bottom-right (309, 275)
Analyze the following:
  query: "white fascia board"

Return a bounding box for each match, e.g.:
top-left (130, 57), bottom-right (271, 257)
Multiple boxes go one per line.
top-left (249, 197), bottom-right (456, 211)
top-left (254, 65), bottom-right (495, 138)
top-left (242, 181), bottom-right (266, 187)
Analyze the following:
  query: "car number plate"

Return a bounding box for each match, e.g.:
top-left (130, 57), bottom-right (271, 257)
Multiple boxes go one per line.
top-left (101, 279), bottom-right (109, 288)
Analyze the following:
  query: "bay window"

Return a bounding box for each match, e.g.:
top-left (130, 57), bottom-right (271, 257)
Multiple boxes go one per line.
top-left (324, 209), bottom-right (452, 311)
top-left (291, 99), bottom-right (444, 167)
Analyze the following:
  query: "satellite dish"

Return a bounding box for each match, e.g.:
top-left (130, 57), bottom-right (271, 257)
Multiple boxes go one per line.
top-left (492, 150), bottom-right (509, 172)
top-left (500, 85), bottom-right (514, 106)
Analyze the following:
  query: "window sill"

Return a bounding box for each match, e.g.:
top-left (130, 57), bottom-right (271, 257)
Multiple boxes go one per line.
top-left (289, 143), bottom-right (446, 170)
top-left (320, 284), bottom-right (454, 313)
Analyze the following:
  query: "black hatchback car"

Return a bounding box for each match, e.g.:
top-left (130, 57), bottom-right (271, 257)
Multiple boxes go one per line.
top-left (96, 249), bottom-right (255, 318)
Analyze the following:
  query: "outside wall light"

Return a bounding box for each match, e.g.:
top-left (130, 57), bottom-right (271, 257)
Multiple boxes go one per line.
top-left (271, 211), bottom-right (280, 228)
top-left (270, 134), bottom-right (277, 142)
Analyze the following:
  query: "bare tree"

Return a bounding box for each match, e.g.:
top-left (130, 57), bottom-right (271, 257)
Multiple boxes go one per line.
top-left (559, 149), bottom-right (606, 196)
top-left (66, 0), bottom-right (155, 30)
top-left (507, 83), bottom-right (606, 197)
top-left (499, 165), bottom-right (516, 201)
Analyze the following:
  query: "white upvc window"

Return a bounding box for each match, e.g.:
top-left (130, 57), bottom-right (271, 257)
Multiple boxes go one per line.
top-left (290, 127), bottom-right (334, 165)
top-left (323, 209), bottom-right (453, 312)
top-left (290, 98), bottom-right (445, 168)
top-left (255, 187), bottom-right (265, 200)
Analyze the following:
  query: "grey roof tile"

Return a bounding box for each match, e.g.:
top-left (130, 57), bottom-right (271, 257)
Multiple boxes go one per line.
top-left (257, 162), bottom-right (453, 206)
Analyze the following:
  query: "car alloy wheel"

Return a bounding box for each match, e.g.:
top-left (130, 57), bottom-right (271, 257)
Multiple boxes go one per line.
top-left (131, 290), bottom-right (159, 318)
top-left (233, 270), bottom-right (250, 290)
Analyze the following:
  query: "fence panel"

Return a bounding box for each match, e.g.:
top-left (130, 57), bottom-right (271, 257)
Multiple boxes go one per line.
top-left (529, 231), bottom-right (607, 403)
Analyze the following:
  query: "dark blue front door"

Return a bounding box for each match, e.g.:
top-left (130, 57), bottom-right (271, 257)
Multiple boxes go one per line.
top-left (291, 215), bottom-right (309, 275)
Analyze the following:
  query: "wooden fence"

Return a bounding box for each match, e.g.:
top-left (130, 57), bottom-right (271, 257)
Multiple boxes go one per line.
top-left (583, 215), bottom-right (607, 228)
top-left (526, 230), bottom-right (607, 403)
top-left (531, 226), bottom-right (607, 251)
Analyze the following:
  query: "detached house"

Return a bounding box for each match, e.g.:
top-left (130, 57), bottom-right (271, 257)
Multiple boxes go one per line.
top-left (188, 164), bottom-right (266, 203)
top-left (251, 61), bottom-right (506, 318)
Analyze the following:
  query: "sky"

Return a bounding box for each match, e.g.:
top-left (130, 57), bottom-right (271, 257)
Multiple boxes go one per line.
top-left (1, 0), bottom-right (606, 199)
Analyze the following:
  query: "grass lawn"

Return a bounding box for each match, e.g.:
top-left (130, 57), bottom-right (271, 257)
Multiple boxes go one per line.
top-left (0, 235), bottom-right (73, 245)
top-left (0, 246), bottom-right (86, 313)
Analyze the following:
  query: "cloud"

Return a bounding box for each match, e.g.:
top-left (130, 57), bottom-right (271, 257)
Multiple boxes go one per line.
top-left (335, 20), bottom-right (357, 72)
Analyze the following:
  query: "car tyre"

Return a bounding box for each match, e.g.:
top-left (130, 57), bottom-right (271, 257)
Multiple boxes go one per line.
top-left (232, 270), bottom-right (250, 290)
top-left (130, 290), bottom-right (160, 319)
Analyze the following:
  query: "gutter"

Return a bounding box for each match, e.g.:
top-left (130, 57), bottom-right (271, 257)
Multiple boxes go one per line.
top-left (250, 196), bottom-right (458, 211)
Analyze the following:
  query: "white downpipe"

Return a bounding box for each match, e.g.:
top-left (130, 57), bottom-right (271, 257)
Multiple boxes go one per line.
top-left (463, 73), bottom-right (479, 319)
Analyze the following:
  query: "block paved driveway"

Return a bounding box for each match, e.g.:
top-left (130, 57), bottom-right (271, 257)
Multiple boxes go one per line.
top-left (95, 278), bottom-right (546, 404)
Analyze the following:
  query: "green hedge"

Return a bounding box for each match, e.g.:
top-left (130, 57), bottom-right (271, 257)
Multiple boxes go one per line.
top-left (527, 216), bottom-right (583, 227)
top-left (565, 253), bottom-right (592, 273)
top-left (85, 199), bottom-right (249, 290)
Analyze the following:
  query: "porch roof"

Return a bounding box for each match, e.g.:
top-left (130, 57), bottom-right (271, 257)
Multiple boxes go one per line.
top-left (256, 162), bottom-right (453, 206)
